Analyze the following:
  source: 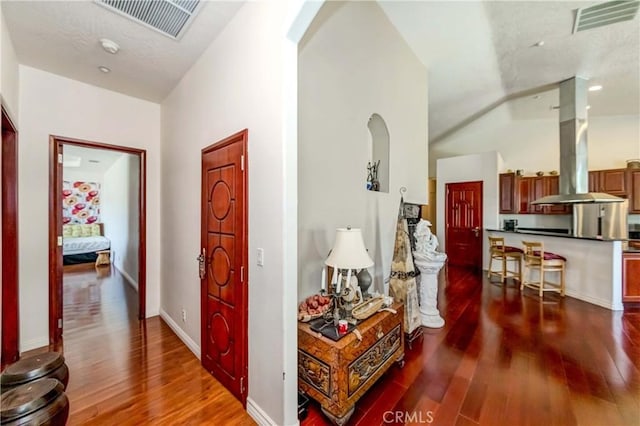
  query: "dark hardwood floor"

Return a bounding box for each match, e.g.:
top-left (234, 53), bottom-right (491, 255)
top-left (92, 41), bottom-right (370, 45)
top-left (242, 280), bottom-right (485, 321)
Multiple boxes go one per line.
top-left (303, 266), bottom-right (640, 426)
top-left (24, 263), bottom-right (254, 425)
top-left (21, 264), bottom-right (639, 425)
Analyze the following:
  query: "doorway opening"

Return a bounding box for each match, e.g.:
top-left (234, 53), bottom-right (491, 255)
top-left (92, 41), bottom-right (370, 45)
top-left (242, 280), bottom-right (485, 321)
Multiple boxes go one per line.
top-left (49, 136), bottom-right (146, 346)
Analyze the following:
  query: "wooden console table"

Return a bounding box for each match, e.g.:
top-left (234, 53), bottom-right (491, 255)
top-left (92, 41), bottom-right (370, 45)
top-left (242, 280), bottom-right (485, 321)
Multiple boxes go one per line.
top-left (298, 303), bottom-right (404, 425)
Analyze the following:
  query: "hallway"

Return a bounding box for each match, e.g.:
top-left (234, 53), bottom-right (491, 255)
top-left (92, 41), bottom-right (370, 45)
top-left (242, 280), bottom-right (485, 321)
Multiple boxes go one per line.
top-left (26, 264), bottom-right (254, 425)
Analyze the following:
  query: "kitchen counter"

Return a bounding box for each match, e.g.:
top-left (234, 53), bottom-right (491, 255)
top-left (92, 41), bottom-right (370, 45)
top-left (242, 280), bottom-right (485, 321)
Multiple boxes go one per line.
top-left (486, 229), bottom-right (624, 311)
top-left (487, 228), bottom-right (624, 242)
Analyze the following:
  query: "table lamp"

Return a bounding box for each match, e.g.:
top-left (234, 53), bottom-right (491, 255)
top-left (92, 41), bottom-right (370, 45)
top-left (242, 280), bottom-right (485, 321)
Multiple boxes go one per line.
top-left (324, 227), bottom-right (374, 323)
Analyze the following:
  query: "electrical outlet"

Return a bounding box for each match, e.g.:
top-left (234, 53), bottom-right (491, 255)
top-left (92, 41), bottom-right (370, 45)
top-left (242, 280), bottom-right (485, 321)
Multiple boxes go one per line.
top-left (181, 309), bottom-right (186, 323)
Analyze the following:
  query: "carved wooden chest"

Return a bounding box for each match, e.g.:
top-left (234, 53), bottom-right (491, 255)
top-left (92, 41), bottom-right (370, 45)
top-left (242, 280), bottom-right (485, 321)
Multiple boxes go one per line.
top-left (297, 303), bottom-right (404, 425)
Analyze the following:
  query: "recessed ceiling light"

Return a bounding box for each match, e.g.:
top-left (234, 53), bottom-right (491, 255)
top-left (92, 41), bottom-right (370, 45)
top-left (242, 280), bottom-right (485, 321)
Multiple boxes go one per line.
top-left (533, 41), bottom-right (545, 47)
top-left (586, 105), bottom-right (591, 110)
top-left (589, 85), bottom-right (603, 91)
top-left (100, 38), bottom-right (120, 54)
top-left (98, 66), bottom-right (111, 73)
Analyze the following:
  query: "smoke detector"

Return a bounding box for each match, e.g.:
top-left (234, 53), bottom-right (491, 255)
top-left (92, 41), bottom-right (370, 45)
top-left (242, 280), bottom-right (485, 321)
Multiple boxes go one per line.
top-left (100, 38), bottom-right (120, 54)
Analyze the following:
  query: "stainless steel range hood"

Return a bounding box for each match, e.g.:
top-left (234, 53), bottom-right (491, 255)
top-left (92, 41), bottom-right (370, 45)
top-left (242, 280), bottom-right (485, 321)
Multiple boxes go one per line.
top-left (531, 77), bottom-right (624, 205)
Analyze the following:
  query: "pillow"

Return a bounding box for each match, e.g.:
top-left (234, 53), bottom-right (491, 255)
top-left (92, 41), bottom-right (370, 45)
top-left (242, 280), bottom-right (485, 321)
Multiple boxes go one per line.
top-left (71, 224), bottom-right (82, 238)
top-left (80, 224), bottom-right (93, 237)
top-left (91, 224), bottom-right (101, 237)
top-left (62, 225), bottom-right (72, 238)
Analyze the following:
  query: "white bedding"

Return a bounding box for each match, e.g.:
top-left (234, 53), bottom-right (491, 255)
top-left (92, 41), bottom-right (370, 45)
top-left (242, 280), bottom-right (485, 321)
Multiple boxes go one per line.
top-left (63, 236), bottom-right (110, 255)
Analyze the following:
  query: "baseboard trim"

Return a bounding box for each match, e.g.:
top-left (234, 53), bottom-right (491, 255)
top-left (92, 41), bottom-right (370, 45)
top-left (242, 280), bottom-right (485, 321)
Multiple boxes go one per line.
top-left (114, 264), bottom-right (138, 291)
top-left (247, 397), bottom-right (279, 426)
top-left (564, 290), bottom-right (623, 311)
top-left (159, 309), bottom-right (200, 359)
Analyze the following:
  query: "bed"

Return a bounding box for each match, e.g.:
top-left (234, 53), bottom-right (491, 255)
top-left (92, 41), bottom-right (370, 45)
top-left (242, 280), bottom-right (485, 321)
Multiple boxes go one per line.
top-left (63, 223), bottom-right (110, 265)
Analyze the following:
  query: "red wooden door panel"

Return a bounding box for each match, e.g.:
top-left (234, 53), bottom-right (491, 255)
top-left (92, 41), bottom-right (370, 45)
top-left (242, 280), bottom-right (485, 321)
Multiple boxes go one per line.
top-left (445, 181), bottom-right (483, 269)
top-left (201, 130), bottom-right (248, 406)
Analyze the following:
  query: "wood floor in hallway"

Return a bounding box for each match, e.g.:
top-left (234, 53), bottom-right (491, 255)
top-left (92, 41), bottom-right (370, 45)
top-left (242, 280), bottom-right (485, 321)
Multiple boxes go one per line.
top-left (24, 263), bottom-right (255, 425)
top-left (303, 266), bottom-right (640, 426)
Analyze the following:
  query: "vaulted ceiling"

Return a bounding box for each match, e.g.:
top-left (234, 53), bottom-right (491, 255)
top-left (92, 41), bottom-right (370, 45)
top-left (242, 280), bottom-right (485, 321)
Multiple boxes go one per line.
top-left (2, 1), bottom-right (638, 142)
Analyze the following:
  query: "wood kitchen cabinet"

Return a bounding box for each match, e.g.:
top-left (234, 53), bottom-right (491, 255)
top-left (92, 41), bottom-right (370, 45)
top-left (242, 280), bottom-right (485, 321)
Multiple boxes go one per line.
top-left (517, 177), bottom-right (532, 214)
top-left (622, 252), bottom-right (640, 302)
top-left (629, 170), bottom-right (640, 213)
top-left (544, 175), bottom-right (571, 214)
top-left (499, 173), bottom-right (516, 213)
top-left (507, 175), bottom-right (569, 214)
top-left (589, 168), bottom-right (628, 196)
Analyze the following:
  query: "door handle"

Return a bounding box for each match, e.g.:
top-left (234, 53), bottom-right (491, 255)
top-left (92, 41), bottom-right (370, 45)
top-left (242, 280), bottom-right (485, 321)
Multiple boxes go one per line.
top-left (197, 248), bottom-right (206, 279)
top-left (472, 227), bottom-right (480, 237)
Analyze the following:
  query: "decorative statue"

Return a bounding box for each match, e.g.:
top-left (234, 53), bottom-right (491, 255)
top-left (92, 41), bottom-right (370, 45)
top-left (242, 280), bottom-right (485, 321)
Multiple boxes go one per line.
top-left (413, 219), bottom-right (446, 262)
top-left (412, 219), bottom-right (447, 328)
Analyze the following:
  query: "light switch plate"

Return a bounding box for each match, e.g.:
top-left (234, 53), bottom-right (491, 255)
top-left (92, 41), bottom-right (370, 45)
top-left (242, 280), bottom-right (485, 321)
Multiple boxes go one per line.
top-left (257, 248), bottom-right (264, 266)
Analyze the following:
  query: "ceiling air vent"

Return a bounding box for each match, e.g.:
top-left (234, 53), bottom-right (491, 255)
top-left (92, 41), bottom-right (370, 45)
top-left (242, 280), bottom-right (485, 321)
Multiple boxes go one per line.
top-left (97, 0), bottom-right (201, 39)
top-left (573, 0), bottom-right (639, 33)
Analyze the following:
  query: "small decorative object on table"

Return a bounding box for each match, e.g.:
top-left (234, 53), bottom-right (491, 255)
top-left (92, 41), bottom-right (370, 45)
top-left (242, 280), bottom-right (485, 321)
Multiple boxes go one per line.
top-left (536, 171), bottom-right (544, 176)
top-left (298, 294), bottom-right (332, 322)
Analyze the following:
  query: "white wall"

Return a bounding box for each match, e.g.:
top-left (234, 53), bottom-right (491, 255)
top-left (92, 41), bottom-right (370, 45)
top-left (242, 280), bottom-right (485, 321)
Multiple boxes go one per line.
top-left (430, 97), bottom-right (640, 175)
top-left (436, 151), bottom-right (502, 269)
top-left (102, 154), bottom-right (139, 289)
top-left (161, 2), bottom-right (297, 424)
top-left (18, 66), bottom-right (160, 351)
top-left (1, 8), bottom-right (19, 122)
top-left (298, 1), bottom-right (428, 299)
top-left (62, 169), bottom-right (105, 186)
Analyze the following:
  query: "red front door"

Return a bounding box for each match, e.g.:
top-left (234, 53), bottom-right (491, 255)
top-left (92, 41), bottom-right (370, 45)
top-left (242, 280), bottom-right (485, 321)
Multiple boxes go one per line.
top-left (201, 130), bottom-right (248, 406)
top-left (445, 181), bottom-right (483, 269)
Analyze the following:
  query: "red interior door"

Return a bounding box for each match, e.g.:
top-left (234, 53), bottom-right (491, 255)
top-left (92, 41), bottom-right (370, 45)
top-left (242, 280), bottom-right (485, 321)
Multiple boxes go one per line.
top-left (201, 130), bottom-right (248, 406)
top-left (445, 181), bottom-right (483, 269)
top-left (2, 106), bottom-right (19, 368)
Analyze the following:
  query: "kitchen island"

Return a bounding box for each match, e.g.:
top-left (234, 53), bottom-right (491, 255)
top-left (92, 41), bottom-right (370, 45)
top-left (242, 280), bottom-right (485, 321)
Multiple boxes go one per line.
top-left (486, 229), bottom-right (624, 310)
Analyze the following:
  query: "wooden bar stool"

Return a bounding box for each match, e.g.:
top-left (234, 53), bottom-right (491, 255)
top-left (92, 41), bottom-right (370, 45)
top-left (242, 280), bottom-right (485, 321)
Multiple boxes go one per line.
top-left (487, 237), bottom-right (523, 284)
top-left (521, 241), bottom-right (566, 298)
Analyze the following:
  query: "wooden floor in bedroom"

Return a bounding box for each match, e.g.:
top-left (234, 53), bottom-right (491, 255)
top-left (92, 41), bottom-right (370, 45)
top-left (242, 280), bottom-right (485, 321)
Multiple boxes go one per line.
top-left (24, 263), bottom-right (255, 426)
top-left (303, 266), bottom-right (640, 426)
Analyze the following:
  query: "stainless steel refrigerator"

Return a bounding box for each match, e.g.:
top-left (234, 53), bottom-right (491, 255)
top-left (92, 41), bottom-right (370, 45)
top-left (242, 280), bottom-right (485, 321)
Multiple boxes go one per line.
top-left (573, 200), bottom-right (628, 239)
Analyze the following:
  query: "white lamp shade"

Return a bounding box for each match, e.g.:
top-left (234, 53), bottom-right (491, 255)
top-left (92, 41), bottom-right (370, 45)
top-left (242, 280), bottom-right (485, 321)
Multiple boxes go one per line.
top-left (325, 228), bottom-right (374, 269)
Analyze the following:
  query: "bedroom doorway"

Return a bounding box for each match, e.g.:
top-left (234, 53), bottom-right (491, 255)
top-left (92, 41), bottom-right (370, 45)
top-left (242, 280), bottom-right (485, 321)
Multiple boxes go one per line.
top-left (48, 136), bottom-right (146, 345)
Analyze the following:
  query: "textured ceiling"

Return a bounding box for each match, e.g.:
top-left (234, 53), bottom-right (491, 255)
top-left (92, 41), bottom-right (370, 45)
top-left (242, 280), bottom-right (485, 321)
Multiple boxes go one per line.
top-left (1, 0), bottom-right (243, 102)
top-left (2, 1), bottom-right (639, 140)
top-left (379, 0), bottom-right (640, 142)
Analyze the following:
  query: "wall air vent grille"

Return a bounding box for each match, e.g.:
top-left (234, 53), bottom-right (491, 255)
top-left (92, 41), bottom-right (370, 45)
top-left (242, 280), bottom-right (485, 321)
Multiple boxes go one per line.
top-left (97, 0), bottom-right (201, 39)
top-left (573, 0), bottom-right (639, 33)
